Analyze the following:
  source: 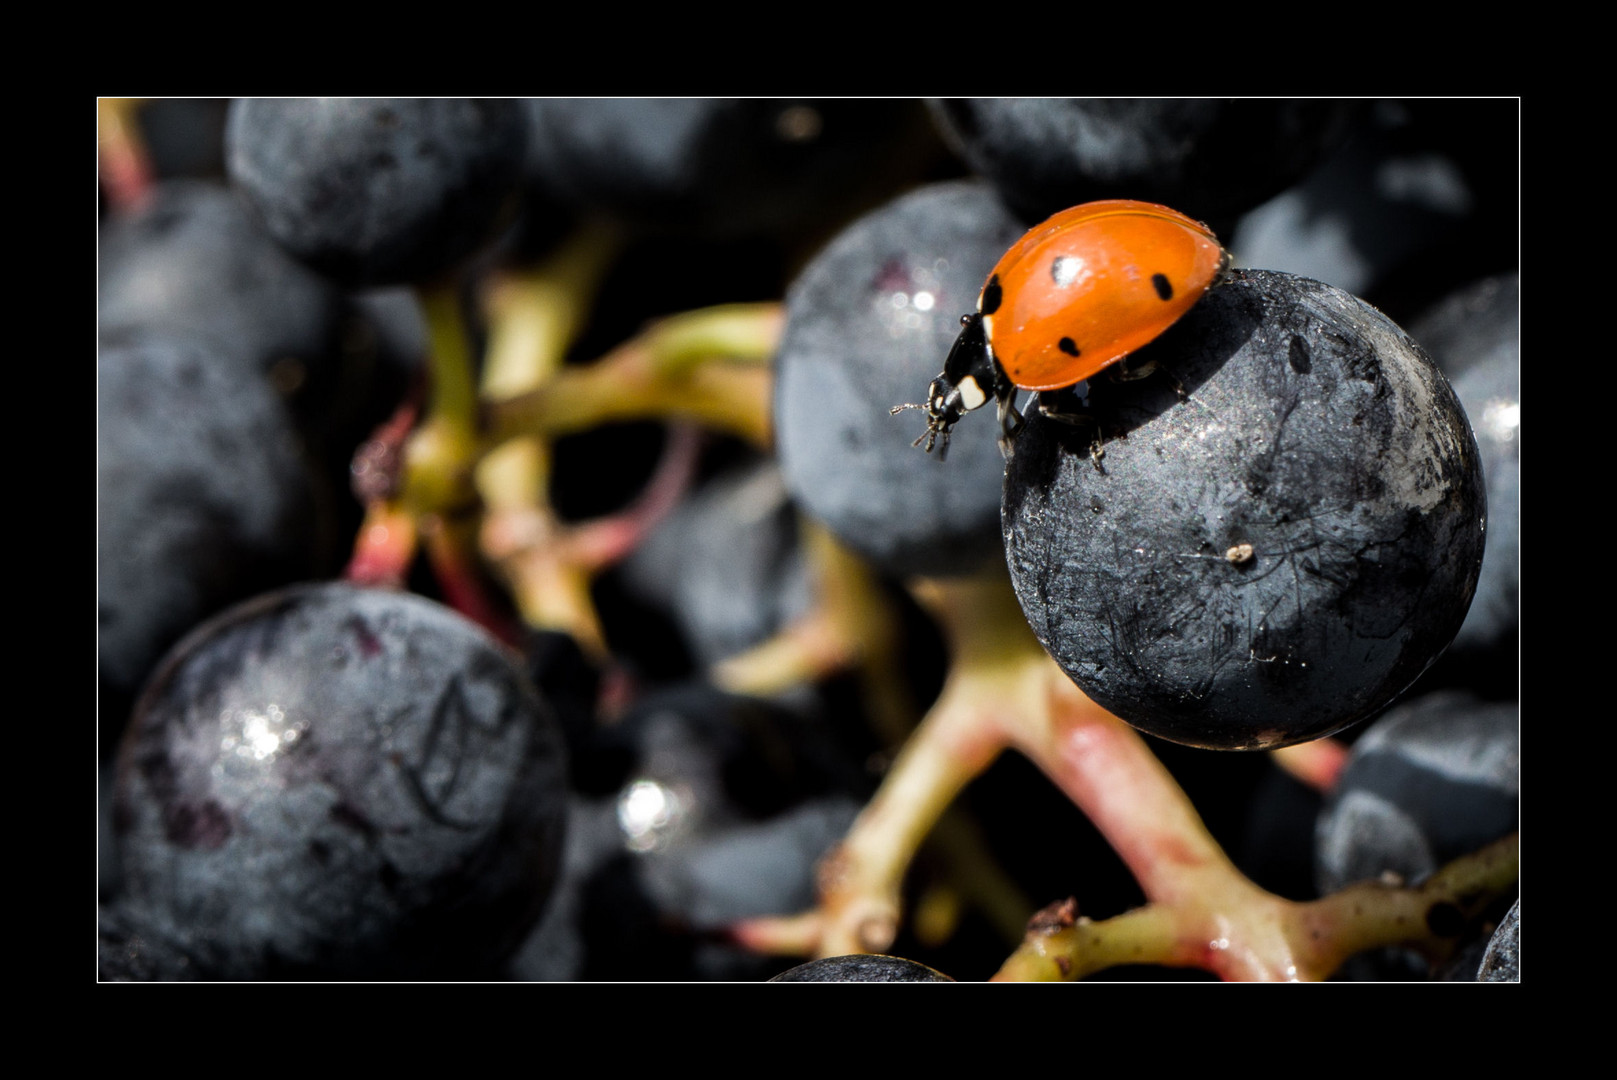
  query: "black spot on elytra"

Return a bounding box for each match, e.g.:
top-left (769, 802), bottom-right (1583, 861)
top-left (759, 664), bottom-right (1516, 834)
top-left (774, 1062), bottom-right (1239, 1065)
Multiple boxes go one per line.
top-left (1059, 337), bottom-right (1080, 356)
top-left (1426, 901), bottom-right (1465, 938)
top-left (981, 277), bottom-right (1003, 316)
top-left (1152, 273), bottom-right (1174, 301)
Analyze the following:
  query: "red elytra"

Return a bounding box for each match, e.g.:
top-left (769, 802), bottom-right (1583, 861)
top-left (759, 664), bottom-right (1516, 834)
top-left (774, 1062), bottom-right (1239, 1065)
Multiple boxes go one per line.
top-left (981, 199), bottom-right (1228, 391)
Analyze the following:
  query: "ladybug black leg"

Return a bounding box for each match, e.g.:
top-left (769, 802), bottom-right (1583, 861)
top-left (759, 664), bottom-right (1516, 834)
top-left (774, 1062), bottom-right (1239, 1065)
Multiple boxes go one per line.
top-left (1035, 390), bottom-right (1107, 473)
top-left (1034, 388), bottom-right (1091, 426)
top-left (1113, 354), bottom-right (1187, 400)
top-left (994, 386), bottom-right (1024, 462)
top-left (1113, 355), bottom-right (1157, 382)
top-left (1145, 362), bottom-right (1189, 400)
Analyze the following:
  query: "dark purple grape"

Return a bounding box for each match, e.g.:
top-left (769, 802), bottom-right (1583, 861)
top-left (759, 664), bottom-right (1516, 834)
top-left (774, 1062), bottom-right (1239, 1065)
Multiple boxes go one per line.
top-left (929, 99), bottom-right (1355, 225)
top-left (97, 178), bottom-right (404, 490)
top-left (1408, 273), bottom-right (1519, 383)
top-left (622, 458), bottom-right (813, 667)
top-left (1315, 690), bottom-right (1518, 894)
top-left (1002, 271), bottom-right (1486, 750)
top-left (348, 287), bottom-right (429, 368)
top-left (1410, 275), bottom-right (1518, 667)
top-left (1448, 360), bottom-right (1519, 658)
top-left (1232, 101), bottom-right (1519, 324)
top-left (525, 683), bottom-right (867, 980)
top-left (1232, 103), bottom-right (1476, 302)
top-left (227, 98), bottom-right (526, 286)
top-left (770, 954), bottom-right (954, 982)
top-left (135, 99), bottom-right (231, 180)
top-left (576, 796), bottom-right (861, 981)
top-left (98, 330), bottom-right (326, 750)
top-left (99, 179), bottom-right (346, 391)
top-left (1314, 690), bottom-right (1517, 981)
top-left (523, 99), bottom-right (929, 237)
top-left (774, 180), bottom-right (1025, 578)
top-left (502, 794), bottom-right (610, 981)
top-left (1477, 898), bottom-right (1519, 982)
top-left (110, 582), bottom-right (567, 980)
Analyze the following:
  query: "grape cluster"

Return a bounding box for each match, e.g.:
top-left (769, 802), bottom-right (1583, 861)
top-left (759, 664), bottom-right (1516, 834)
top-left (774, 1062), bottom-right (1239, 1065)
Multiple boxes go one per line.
top-left (99, 98), bottom-right (1517, 981)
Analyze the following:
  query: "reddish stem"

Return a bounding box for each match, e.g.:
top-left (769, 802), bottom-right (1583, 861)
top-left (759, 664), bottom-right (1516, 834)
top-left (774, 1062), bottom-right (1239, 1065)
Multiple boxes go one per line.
top-left (1270, 738), bottom-right (1350, 793)
top-left (423, 519), bottom-right (525, 648)
top-left (564, 422), bottom-right (703, 570)
top-left (350, 395), bottom-right (422, 504)
top-left (1025, 699), bottom-right (1236, 906)
top-left (344, 501), bottom-right (417, 587)
top-left (98, 99), bottom-right (155, 215)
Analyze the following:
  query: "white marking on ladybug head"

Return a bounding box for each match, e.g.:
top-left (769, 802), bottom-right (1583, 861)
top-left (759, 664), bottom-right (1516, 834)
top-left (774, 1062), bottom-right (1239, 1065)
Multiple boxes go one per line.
top-left (958, 374), bottom-right (987, 412)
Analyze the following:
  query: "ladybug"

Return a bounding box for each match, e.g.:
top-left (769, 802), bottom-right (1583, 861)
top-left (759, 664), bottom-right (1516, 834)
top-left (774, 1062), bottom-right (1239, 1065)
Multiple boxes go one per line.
top-left (893, 199), bottom-right (1230, 456)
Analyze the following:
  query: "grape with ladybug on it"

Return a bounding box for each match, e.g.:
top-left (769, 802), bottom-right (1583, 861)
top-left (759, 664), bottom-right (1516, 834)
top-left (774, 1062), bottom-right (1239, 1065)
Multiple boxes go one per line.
top-left (893, 199), bottom-right (1229, 459)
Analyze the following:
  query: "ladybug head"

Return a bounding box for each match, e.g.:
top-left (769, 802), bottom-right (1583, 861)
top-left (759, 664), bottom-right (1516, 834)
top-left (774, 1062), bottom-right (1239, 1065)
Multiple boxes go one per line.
top-left (891, 371), bottom-right (970, 457)
top-left (889, 313), bottom-right (994, 457)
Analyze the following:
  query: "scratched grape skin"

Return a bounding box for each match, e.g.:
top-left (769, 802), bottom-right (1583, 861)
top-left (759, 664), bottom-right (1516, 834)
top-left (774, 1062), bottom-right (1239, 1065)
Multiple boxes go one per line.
top-left (112, 583), bottom-right (567, 979)
top-left (1001, 272), bottom-right (1485, 751)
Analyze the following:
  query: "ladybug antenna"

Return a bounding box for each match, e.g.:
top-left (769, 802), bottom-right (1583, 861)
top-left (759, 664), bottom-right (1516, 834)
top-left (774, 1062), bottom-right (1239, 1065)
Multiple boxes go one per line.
top-left (905, 413), bottom-right (952, 456)
top-left (894, 399), bottom-right (944, 453)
